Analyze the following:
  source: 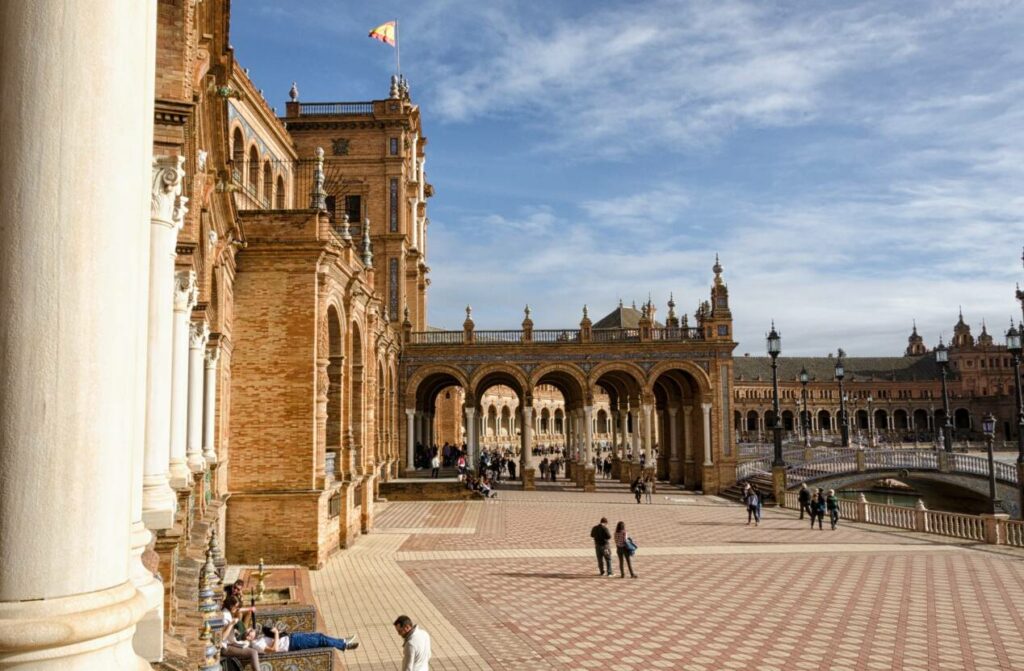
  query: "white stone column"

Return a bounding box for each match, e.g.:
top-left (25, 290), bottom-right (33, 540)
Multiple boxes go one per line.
top-left (642, 403), bottom-right (654, 463)
top-left (618, 408), bottom-right (629, 459)
top-left (169, 269), bottom-right (197, 488)
top-left (465, 407), bottom-right (477, 465)
top-left (632, 408), bottom-right (642, 464)
top-left (520, 406), bottom-right (533, 472)
top-left (0, 1), bottom-right (154, 667)
top-left (142, 156), bottom-right (185, 529)
top-left (702, 402), bottom-right (714, 466)
top-left (186, 320), bottom-right (209, 473)
top-left (202, 344), bottom-right (220, 464)
top-left (583, 406), bottom-right (595, 467)
top-left (406, 409), bottom-right (415, 469)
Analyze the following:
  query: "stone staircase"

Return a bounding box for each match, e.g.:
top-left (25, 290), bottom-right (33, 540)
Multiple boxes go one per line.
top-left (721, 473), bottom-right (775, 504)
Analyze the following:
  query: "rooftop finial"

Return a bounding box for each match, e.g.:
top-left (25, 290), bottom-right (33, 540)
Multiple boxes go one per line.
top-left (466, 305), bottom-right (473, 319)
top-left (582, 304), bottom-right (589, 319)
top-left (668, 292), bottom-right (675, 308)
top-left (289, 81), bottom-right (299, 102)
top-left (389, 75), bottom-right (400, 99)
top-left (618, 297), bottom-right (623, 308)
top-left (524, 304), bottom-right (531, 319)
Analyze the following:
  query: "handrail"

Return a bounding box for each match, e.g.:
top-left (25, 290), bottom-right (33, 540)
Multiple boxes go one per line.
top-left (297, 102), bottom-right (374, 116)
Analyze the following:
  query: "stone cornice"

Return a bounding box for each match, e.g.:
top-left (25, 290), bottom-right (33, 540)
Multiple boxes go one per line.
top-left (155, 98), bottom-right (195, 127)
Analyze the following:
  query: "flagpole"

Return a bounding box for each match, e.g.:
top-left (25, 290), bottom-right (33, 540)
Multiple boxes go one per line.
top-left (395, 19), bottom-right (401, 75)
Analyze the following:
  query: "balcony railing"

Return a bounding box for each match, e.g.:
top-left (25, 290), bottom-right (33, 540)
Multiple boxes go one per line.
top-left (295, 102), bottom-right (374, 116)
top-left (406, 325), bottom-right (705, 346)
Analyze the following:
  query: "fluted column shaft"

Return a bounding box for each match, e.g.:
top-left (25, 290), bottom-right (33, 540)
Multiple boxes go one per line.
top-left (202, 345), bottom-right (220, 463)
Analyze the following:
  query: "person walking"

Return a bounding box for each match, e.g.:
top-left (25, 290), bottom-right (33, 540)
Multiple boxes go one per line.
top-left (631, 477), bottom-right (644, 504)
top-left (811, 488), bottom-right (826, 530)
top-left (539, 457), bottom-right (549, 481)
top-left (589, 517), bottom-right (613, 577)
top-left (643, 474), bottom-right (653, 504)
top-left (430, 453), bottom-right (440, 479)
top-left (614, 521), bottom-right (638, 578)
top-left (394, 615), bottom-right (431, 671)
top-left (826, 489), bottom-right (840, 530)
top-left (745, 486), bottom-right (760, 526)
top-left (798, 483), bottom-right (811, 520)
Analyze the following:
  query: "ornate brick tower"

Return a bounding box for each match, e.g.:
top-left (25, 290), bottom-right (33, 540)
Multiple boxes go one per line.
top-left (905, 321), bottom-right (927, 356)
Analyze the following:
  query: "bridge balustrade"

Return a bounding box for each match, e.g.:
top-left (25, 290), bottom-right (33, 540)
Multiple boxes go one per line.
top-left (1005, 521), bottom-right (1024, 548)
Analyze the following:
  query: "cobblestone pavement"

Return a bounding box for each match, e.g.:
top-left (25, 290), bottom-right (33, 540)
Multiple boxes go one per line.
top-left (311, 483), bottom-right (1024, 670)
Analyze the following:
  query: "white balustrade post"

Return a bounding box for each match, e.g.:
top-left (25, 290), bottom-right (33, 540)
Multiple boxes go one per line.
top-left (0, 1), bottom-right (155, 666)
top-left (702, 402), bottom-right (714, 466)
top-left (584, 406), bottom-right (595, 466)
top-left (682, 404), bottom-right (694, 463)
top-left (186, 321), bottom-right (209, 473)
top-left (465, 407), bottom-right (477, 465)
top-left (170, 269), bottom-right (198, 488)
top-left (202, 344), bottom-right (220, 464)
top-left (642, 403), bottom-right (654, 467)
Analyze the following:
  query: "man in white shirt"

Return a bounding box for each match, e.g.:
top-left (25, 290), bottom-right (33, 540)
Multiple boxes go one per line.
top-left (393, 615), bottom-right (431, 670)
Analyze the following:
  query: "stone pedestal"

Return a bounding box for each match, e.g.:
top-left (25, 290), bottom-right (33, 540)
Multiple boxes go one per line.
top-left (620, 461), bottom-right (634, 483)
top-left (361, 474), bottom-right (377, 533)
top-left (566, 460), bottom-right (575, 481)
top-left (772, 466), bottom-right (787, 507)
top-left (701, 464), bottom-right (719, 495)
top-left (611, 457), bottom-right (621, 480)
top-left (521, 467), bottom-right (536, 490)
top-left (583, 466), bottom-right (596, 492)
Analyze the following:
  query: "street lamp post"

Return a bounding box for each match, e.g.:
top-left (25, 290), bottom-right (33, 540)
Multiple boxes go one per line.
top-left (767, 324), bottom-right (786, 507)
top-left (835, 352), bottom-right (849, 448)
top-left (767, 324), bottom-right (784, 468)
top-left (867, 395), bottom-right (874, 448)
top-left (1005, 323), bottom-right (1024, 509)
top-left (982, 413), bottom-right (1000, 515)
top-left (935, 340), bottom-right (953, 453)
top-left (799, 368), bottom-right (811, 449)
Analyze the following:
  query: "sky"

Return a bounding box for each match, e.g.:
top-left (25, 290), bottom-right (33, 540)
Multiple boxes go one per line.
top-left (230, 0), bottom-right (1024, 356)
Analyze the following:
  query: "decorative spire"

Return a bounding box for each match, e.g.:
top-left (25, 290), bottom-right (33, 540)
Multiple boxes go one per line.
top-left (289, 81), bottom-right (299, 102)
top-left (389, 75), bottom-right (400, 99)
top-left (912, 319), bottom-right (918, 335)
top-left (466, 305), bottom-right (473, 320)
top-left (524, 304), bottom-right (531, 319)
top-left (361, 218), bottom-right (373, 268)
top-left (713, 253), bottom-right (724, 286)
top-left (309, 147), bottom-right (326, 210)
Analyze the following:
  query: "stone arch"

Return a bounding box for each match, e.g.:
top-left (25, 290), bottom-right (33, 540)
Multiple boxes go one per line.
top-left (893, 408), bottom-right (909, 431)
top-left (954, 407), bottom-right (971, 431)
top-left (746, 410), bottom-right (759, 432)
top-left (644, 360), bottom-right (713, 397)
top-left (404, 364), bottom-right (470, 408)
top-left (913, 408), bottom-right (929, 431)
top-left (261, 160), bottom-right (273, 204)
top-left (469, 363), bottom-right (529, 403)
top-left (326, 304), bottom-right (344, 454)
top-left (349, 320), bottom-right (365, 471)
top-left (530, 363), bottom-right (588, 407)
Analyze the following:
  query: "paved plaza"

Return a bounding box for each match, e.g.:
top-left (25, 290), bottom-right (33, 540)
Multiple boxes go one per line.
top-left (311, 482), bottom-right (1024, 670)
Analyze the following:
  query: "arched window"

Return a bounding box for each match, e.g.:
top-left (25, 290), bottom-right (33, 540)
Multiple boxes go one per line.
top-left (247, 146), bottom-right (259, 189)
top-left (275, 175), bottom-right (285, 208)
top-left (232, 127), bottom-right (244, 164)
top-left (262, 161), bottom-right (272, 205)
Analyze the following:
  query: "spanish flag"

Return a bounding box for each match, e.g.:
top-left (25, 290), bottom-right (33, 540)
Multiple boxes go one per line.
top-left (368, 21), bottom-right (396, 47)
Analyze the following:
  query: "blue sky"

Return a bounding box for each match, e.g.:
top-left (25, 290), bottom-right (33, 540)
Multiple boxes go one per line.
top-left (231, 0), bottom-right (1024, 356)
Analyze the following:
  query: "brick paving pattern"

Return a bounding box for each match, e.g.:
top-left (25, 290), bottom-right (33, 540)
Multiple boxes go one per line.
top-left (312, 483), bottom-right (1024, 670)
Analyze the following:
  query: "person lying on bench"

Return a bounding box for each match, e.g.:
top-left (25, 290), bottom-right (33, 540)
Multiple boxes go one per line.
top-left (255, 626), bottom-right (360, 654)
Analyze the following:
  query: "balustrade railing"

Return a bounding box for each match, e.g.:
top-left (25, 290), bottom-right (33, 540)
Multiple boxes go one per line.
top-left (296, 101), bottom-right (374, 116)
top-left (651, 327), bottom-right (704, 341)
top-left (925, 510), bottom-right (985, 541)
top-left (866, 503), bottom-right (916, 530)
top-left (1004, 520), bottom-right (1024, 547)
top-left (995, 461), bottom-right (1018, 483)
top-left (736, 458), bottom-right (771, 480)
top-left (473, 330), bottom-right (524, 344)
top-left (532, 329), bottom-right (581, 343)
top-left (865, 449), bottom-right (938, 471)
top-left (592, 329), bottom-right (640, 342)
top-left (409, 331), bottom-right (462, 344)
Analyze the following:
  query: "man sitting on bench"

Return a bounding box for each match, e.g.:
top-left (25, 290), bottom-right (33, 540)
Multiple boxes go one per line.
top-left (255, 626), bottom-right (359, 654)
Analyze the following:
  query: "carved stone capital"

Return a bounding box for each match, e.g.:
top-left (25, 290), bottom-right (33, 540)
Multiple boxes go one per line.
top-left (151, 155), bottom-right (188, 229)
top-left (204, 343), bottom-right (220, 367)
top-left (173, 270), bottom-right (198, 311)
top-left (189, 320), bottom-right (209, 349)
